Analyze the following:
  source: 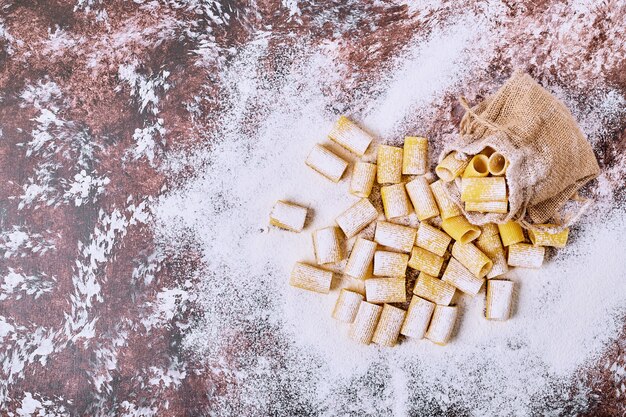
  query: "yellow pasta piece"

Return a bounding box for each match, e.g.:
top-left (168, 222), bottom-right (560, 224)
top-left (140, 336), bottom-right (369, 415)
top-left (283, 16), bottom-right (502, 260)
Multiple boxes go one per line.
top-left (405, 176), bottom-right (439, 220)
top-left (461, 177), bottom-right (507, 202)
top-left (451, 241), bottom-right (493, 278)
top-left (269, 200), bottom-right (308, 232)
top-left (350, 162), bottom-right (377, 198)
top-left (435, 152), bottom-right (469, 182)
top-left (377, 145), bottom-right (403, 184)
top-left (289, 262), bottom-right (333, 294)
top-left (373, 221), bottom-right (416, 253)
top-left (335, 198), bottom-right (379, 238)
top-left (430, 180), bottom-right (462, 219)
top-left (350, 301), bottom-right (383, 345)
top-left (465, 201), bottom-right (508, 214)
top-left (497, 221), bottom-right (525, 246)
top-left (381, 183), bottom-right (411, 219)
top-left (415, 222), bottom-right (451, 257)
top-left (372, 304), bottom-right (406, 347)
top-left (462, 154), bottom-right (489, 178)
top-left (305, 144), bottom-right (348, 182)
top-left (400, 296), bottom-right (435, 339)
top-left (413, 272), bottom-right (455, 306)
top-left (328, 116), bottom-right (373, 156)
top-left (485, 280), bottom-right (514, 321)
top-left (365, 277), bottom-right (406, 304)
top-left (332, 289), bottom-right (365, 323)
top-left (440, 215), bottom-right (481, 244)
top-left (402, 136), bottom-right (428, 175)
top-left (425, 305), bottom-right (458, 345)
top-left (312, 226), bottom-right (345, 265)
top-left (475, 224), bottom-right (509, 279)
top-left (441, 257), bottom-right (485, 295)
top-left (408, 246), bottom-right (444, 277)
top-left (488, 152), bottom-right (509, 176)
top-left (527, 225), bottom-right (569, 248)
top-left (344, 237), bottom-right (377, 279)
top-left (373, 251), bottom-right (409, 277)
top-left (507, 243), bottom-right (545, 268)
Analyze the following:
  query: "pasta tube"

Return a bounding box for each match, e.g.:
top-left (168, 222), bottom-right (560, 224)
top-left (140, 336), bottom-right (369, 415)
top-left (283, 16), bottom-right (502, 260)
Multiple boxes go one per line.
top-left (374, 221), bottom-right (417, 253)
top-left (336, 198), bottom-right (379, 238)
top-left (488, 152), bottom-right (509, 176)
top-left (373, 251), bottom-right (409, 277)
top-left (441, 215), bottom-right (481, 244)
top-left (365, 278), bottom-right (406, 304)
top-left (430, 180), bottom-right (462, 219)
top-left (350, 301), bottom-right (383, 345)
top-left (475, 224), bottom-right (509, 279)
top-left (350, 162), bottom-right (377, 198)
top-left (485, 280), bottom-right (514, 321)
top-left (328, 115), bottom-right (373, 156)
top-left (405, 176), bottom-right (439, 220)
top-left (269, 200), bottom-right (308, 232)
top-left (480, 146), bottom-right (495, 157)
top-left (305, 144), bottom-right (348, 182)
top-left (332, 289), bottom-right (365, 323)
top-left (402, 136), bottom-right (428, 175)
top-left (461, 177), bottom-right (507, 202)
top-left (435, 152), bottom-right (469, 182)
top-left (497, 221), bottom-right (525, 247)
top-left (465, 201), bottom-right (508, 214)
top-left (289, 262), bottom-right (333, 294)
top-left (344, 237), bottom-right (377, 279)
top-left (377, 145), bottom-right (403, 184)
top-left (415, 222), bottom-right (452, 257)
top-left (441, 257), bottom-right (484, 296)
top-left (425, 305), bottom-right (458, 345)
top-left (372, 304), bottom-right (406, 347)
top-left (312, 226), bottom-right (345, 265)
top-left (381, 183), bottom-right (411, 219)
top-left (527, 225), bottom-right (569, 248)
top-left (462, 154), bottom-right (489, 178)
top-left (413, 272), bottom-right (455, 306)
top-left (451, 241), bottom-right (493, 278)
top-left (408, 246), bottom-right (444, 277)
top-left (400, 296), bottom-right (435, 339)
top-left (507, 243), bottom-right (545, 268)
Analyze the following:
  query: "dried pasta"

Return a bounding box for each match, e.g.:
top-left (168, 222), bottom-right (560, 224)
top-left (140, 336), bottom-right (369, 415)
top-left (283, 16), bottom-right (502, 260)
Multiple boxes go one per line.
top-left (400, 296), bottom-right (435, 339)
top-left (475, 223), bottom-right (509, 279)
top-left (381, 183), bottom-right (411, 219)
top-left (465, 200), bottom-right (508, 214)
top-left (332, 289), bottom-right (365, 323)
top-left (289, 262), bottom-right (333, 294)
top-left (462, 154), bottom-right (489, 178)
top-left (377, 145), bottom-right (403, 184)
top-left (435, 151), bottom-right (469, 182)
top-left (413, 272), bottom-right (455, 306)
top-left (408, 246), bottom-right (444, 277)
top-left (305, 144), bottom-right (348, 182)
top-left (350, 162), bottom-right (377, 198)
top-left (451, 241), bottom-right (493, 278)
top-left (461, 177), bottom-right (507, 202)
top-left (374, 221), bottom-right (417, 253)
top-left (430, 180), bottom-right (462, 219)
top-left (440, 215), bottom-right (481, 244)
top-left (405, 176), bottom-right (439, 220)
top-left (372, 304), bottom-right (406, 347)
top-left (415, 222), bottom-right (452, 257)
top-left (312, 226), bottom-right (344, 264)
top-left (402, 136), bottom-right (428, 175)
top-left (488, 152), bottom-right (509, 176)
top-left (425, 305), bottom-right (458, 345)
top-left (269, 200), bottom-right (308, 232)
top-left (498, 221), bottom-right (525, 246)
top-left (336, 198), bottom-right (379, 238)
top-left (365, 277), bottom-right (407, 304)
top-left (328, 116), bottom-right (373, 156)
top-left (528, 225), bottom-right (569, 248)
top-left (441, 257), bottom-right (485, 295)
top-left (485, 280), bottom-right (514, 321)
top-left (507, 243), bottom-right (545, 268)
top-left (373, 251), bottom-right (409, 277)
top-left (344, 237), bottom-right (377, 279)
top-left (350, 301), bottom-right (383, 344)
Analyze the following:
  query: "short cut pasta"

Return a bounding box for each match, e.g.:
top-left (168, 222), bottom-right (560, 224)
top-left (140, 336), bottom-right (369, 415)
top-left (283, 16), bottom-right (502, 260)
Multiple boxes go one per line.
top-left (528, 225), bottom-right (569, 248)
top-left (269, 200), bottom-right (308, 232)
top-left (374, 221), bottom-right (417, 253)
top-left (430, 180), bottom-right (462, 219)
top-left (344, 237), bottom-right (377, 279)
top-left (498, 221), bottom-right (525, 246)
top-left (436, 151), bottom-right (469, 182)
top-left (461, 177), bottom-right (507, 202)
top-left (289, 262), bottom-right (333, 294)
top-left (507, 243), bottom-right (545, 268)
top-left (400, 296), bottom-right (435, 339)
top-left (408, 246), bottom-right (445, 277)
top-left (413, 272), bottom-right (455, 306)
top-left (462, 154), bottom-right (489, 178)
top-left (415, 222), bottom-right (452, 257)
top-left (377, 145), bottom-right (403, 184)
top-left (451, 241), bottom-right (493, 278)
top-left (381, 183), bottom-right (411, 219)
top-left (465, 200), bottom-right (508, 214)
top-left (328, 116), bottom-right (373, 156)
top-left (485, 280), bottom-right (515, 321)
top-left (402, 136), bottom-right (428, 175)
top-left (365, 278), bottom-right (407, 304)
top-left (441, 215), bottom-right (481, 244)
top-left (405, 176), bottom-right (439, 220)
top-left (350, 301), bottom-right (383, 344)
top-left (332, 289), bottom-right (365, 323)
top-left (312, 226), bottom-right (344, 264)
top-left (475, 224), bottom-right (509, 279)
top-left (350, 162), bottom-right (377, 198)
top-left (372, 304), bottom-right (406, 347)
top-left (373, 251), bottom-right (409, 277)
top-left (336, 198), bottom-right (379, 238)
top-left (442, 257), bottom-right (485, 296)
top-left (425, 305), bottom-right (458, 345)
top-left (305, 144), bottom-right (348, 182)
top-left (488, 152), bottom-right (509, 176)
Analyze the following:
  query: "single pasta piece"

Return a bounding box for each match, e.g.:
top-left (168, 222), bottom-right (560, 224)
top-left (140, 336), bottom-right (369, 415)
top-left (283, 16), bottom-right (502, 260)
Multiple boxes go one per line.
top-left (328, 116), bottom-right (373, 156)
top-left (415, 222), bottom-right (452, 257)
top-left (373, 251), bottom-right (409, 277)
top-left (312, 226), bottom-right (345, 265)
top-left (465, 201), bottom-right (508, 214)
top-left (269, 200), bottom-right (308, 232)
top-left (344, 237), bottom-right (377, 279)
top-left (441, 257), bottom-right (485, 295)
top-left (305, 144), bottom-right (348, 182)
top-left (408, 246), bottom-right (444, 277)
top-left (425, 305), bottom-right (458, 345)
top-left (488, 152), bottom-right (509, 176)
top-left (475, 224), bottom-right (509, 279)
top-left (400, 296), bottom-right (435, 339)
top-left (461, 177), bottom-right (507, 202)
top-left (336, 198), bottom-right (379, 238)
top-left (451, 241), bottom-right (493, 278)
top-left (377, 145), bottom-right (403, 184)
top-left (527, 225), bottom-right (569, 248)
top-left (430, 180), bottom-right (462, 219)
top-left (435, 152), bottom-right (469, 182)
top-left (373, 221), bottom-right (417, 253)
top-left (507, 243), bottom-right (545, 268)
top-left (413, 272), bottom-right (455, 306)
top-left (350, 301), bottom-right (383, 345)
top-left (402, 136), bottom-right (428, 175)
top-left (372, 304), bottom-right (406, 347)
top-left (350, 162), bottom-right (377, 198)
top-left (332, 289), bottom-right (365, 323)
top-left (440, 215), bottom-right (481, 244)
top-left (497, 221), bottom-right (525, 246)
top-left (462, 154), bottom-right (490, 178)
top-left (485, 280), bottom-right (515, 321)
top-left (289, 262), bottom-right (333, 294)
top-left (381, 183), bottom-right (411, 219)
top-left (405, 176), bottom-right (439, 220)
top-left (365, 277), bottom-right (407, 304)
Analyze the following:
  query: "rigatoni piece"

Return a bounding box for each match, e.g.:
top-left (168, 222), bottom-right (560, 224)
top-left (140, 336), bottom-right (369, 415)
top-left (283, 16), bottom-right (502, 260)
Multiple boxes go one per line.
top-left (381, 183), bottom-right (411, 219)
top-left (441, 215), bottom-right (481, 244)
top-left (373, 251), bottom-right (409, 277)
top-left (528, 225), bottom-right (569, 248)
top-left (413, 272), bottom-right (455, 306)
top-left (461, 177), bottom-right (507, 202)
top-left (498, 221), bottom-right (525, 246)
top-left (441, 257), bottom-right (484, 295)
top-left (507, 243), bottom-right (545, 268)
top-left (402, 136), bottom-right (428, 175)
top-left (377, 145), bottom-right (403, 184)
top-left (374, 221), bottom-right (416, 253)
top-left (336, 198), bottom-right (379, 238)
top-left (451, 241), bottom-right (493, 278)
top-left (289, 262), bottom-right (333, 294)
top-left (350, 301), bottom-right (383, 344)
top-left (415, 223), bottom-right (452, 257)
top-left (269, 201), bottom-right (308, 232)
top-left (462, 154), bottom-right (490, 178)
top-left (312, 226), bottom-right (344, 264)
top-left (430, 180), bottom-right (462, 219)
top-left (465, 200), bottom-right (508, 214)
top-left (365, 278), bottom-right (406, 304)
top-left (305, 144), bottom-right (348, 182)
top-left (332, 289), bottom-right (365, 323)
top-left (400, 296), bottom-right (435, 339)
top-left (372, 304), bottom-right (406, 347)
top-left (475, 224), bottom-right (509, 279)
top-left (408, 246), bottom-right (444, 277)
top-left (435, 152), bottom-right (469, 182)
top-left (488, 152), bottom-right (509, 176)
top-left (485, 280), bottom-right (515, 321)
top-left (344, 237), bottom-right (377, 279)
top-left (350, 162), bottom-right (377, 198)
top-left (405, 176), bottom-right (439, 220)
top-left (425, 305), bottom-right (458, 345)
top-left (328, 116), bottom-right (373, 156)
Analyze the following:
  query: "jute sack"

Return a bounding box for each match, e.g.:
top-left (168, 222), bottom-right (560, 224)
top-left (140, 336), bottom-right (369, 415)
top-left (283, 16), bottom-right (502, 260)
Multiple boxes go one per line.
top-left (440, 70), bottom-right (600, 232)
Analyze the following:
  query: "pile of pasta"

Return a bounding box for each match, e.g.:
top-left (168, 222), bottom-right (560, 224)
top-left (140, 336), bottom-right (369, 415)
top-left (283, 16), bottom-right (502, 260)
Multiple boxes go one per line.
top-left (270, 116), bottom-right (570, 347)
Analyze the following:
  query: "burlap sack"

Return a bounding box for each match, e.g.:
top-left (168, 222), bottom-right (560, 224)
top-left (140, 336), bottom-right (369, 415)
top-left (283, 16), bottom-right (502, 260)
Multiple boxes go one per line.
top-left (440, 70), bottom-right (600, 232)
